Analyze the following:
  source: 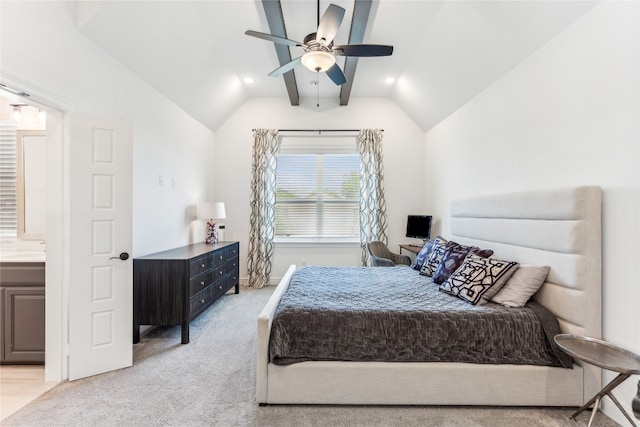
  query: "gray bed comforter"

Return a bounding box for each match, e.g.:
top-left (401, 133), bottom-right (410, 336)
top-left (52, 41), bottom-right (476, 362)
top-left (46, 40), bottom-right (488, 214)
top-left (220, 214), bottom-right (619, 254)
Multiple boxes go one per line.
top-left (269, 266), bottom-right (571, 368)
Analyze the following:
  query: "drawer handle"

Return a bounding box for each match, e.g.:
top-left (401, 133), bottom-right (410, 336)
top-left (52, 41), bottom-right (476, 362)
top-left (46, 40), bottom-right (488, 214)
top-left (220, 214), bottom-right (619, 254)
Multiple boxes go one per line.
top-left (219, 271), bottom-right (223, 275)
top-left (200, 281), bottom-right (205, 286)
top-left (233, 250), bottom-right (237, 254)
top-left (219, 285), bottom-right (223, 290)
top-left (219, 255), bottom-right (223, 260)
top-left (201, 263), bottom-right (205, 268)
top-left (232, 263), bottom-right (237, 268)
top-left (200, 299), bottom-right (205, 304)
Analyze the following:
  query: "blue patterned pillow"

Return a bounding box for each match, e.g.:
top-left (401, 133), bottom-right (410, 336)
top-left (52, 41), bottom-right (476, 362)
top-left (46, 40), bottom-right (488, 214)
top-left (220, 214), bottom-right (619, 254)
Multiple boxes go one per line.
top-left (432, 242), bottom-right (494, 284)
top-left (411, 239), bottom-right (434, 270)
top-left (439, 253), bottom-right (519, 305)
top-left (419, 236), bottom-right (448, 277)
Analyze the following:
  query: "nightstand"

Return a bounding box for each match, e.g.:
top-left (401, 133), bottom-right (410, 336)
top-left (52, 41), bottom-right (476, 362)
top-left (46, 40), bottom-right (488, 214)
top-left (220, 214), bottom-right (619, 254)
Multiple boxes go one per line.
top-left (554, 334), bottom-right (640, 426)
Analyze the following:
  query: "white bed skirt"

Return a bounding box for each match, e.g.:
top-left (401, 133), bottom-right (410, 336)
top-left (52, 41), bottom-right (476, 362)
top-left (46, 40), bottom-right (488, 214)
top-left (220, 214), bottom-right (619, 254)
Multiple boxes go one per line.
top-left (266, 361), bottom-right (584, 406)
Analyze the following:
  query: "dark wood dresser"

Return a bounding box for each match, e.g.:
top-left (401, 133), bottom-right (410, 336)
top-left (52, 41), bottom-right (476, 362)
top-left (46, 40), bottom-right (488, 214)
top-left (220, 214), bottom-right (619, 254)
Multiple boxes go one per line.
top-left (133, 242), bottom-right (239, 344)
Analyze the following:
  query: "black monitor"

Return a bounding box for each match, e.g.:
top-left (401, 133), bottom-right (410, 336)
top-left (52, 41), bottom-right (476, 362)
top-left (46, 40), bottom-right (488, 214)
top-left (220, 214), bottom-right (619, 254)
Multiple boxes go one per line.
top-left (406, 215), bottom-right (432, 241)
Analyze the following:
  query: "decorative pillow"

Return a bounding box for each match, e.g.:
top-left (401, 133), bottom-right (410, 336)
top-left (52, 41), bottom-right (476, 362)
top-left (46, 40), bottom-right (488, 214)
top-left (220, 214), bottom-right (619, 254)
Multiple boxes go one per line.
top-left (491, 264), bottom-right (550, 307)
top-left (411, 239), bottom-right (434, 270)
top-left (439, 253), bottom-right (519, 305)
top-left (419, 236), bottom-right (448, 277)
top-left (432, 242), bottom-right (494, 285)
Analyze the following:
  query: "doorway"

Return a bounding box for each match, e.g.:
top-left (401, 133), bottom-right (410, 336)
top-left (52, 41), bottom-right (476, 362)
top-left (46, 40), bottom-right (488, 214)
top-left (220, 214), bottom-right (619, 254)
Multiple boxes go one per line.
top-left (0, 94), bottom-right (57, 420)
top-left (1, 78), bottom-right (134, 386)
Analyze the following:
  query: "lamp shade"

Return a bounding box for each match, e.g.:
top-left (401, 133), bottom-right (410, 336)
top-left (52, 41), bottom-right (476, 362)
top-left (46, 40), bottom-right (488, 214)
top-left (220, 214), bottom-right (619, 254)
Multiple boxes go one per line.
top-left (199, 202), bottom-right (226, 220)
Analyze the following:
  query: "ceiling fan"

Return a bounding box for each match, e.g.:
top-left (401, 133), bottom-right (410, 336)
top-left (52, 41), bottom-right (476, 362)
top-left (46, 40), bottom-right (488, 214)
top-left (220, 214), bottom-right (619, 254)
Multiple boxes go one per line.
top-left (245, 2), bottom-right (393, 86)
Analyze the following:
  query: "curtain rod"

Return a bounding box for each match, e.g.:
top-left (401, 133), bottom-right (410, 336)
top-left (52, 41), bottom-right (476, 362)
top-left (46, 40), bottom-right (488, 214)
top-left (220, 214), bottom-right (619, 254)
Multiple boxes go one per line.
top-left (252, 129), bottom-right (384, 133)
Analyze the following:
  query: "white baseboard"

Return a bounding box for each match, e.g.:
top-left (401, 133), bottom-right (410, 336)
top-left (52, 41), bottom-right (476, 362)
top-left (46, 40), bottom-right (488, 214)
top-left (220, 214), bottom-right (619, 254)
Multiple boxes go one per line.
top-left (239, 277), bottom-right (281, 287)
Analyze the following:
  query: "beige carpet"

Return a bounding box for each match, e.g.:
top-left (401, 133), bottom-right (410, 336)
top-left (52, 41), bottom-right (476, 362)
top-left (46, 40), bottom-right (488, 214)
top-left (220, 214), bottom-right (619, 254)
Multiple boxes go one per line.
top-left (2, 286), bottom-right (618, 427)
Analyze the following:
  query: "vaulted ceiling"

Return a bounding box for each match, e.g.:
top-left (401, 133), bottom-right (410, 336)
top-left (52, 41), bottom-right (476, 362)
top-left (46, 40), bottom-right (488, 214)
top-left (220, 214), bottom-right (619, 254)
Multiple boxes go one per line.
top-left (76, 1), bottom-right (597, 132)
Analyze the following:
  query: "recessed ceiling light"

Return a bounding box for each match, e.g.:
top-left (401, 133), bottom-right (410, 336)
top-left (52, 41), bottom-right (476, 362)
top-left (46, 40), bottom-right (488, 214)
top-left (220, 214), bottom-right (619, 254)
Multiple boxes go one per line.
top-left (243, 77), bottom-right (255, 84)
top-left (384, 77), bottom-right (396, 84)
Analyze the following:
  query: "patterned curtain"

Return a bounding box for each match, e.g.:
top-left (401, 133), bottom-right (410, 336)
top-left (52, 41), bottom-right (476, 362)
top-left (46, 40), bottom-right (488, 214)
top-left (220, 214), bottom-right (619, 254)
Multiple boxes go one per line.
top-left (247, 129), bottom-right (281, 288)
top-left (357, 129), bottom-right (388, 266)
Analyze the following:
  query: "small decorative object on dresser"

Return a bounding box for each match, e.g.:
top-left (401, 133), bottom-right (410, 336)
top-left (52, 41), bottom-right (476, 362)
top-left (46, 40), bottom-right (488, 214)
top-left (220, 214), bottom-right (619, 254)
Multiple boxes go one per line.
top-left (199, 202), bottom-right (226, 244)
top-left (133, 242), bottom-right (239, 344)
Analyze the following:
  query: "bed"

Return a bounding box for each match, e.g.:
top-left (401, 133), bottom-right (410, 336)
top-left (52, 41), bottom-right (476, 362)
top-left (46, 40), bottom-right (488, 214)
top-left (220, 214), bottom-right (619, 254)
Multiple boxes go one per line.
top-left (257, 186), bottom-right (602, 406)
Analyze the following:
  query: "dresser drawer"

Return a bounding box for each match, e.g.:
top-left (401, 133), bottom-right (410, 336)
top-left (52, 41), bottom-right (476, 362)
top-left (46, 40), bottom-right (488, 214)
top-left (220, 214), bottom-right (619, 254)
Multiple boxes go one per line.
top-left (228, 244), bottom-right (239, 259)
top-left (189, 271), bottom-right (214, 296)
top-left (212, 265), bottom-right (227, 282)
top-left (211, 279), bottom-right (230, 301)
top-left (189, 288), bottom-right (211, 319)
top-left (226, 256), bottom-right (239, 274)
top-left (190, 254), bottom-right (212, 277)
top-left (212, 250), bottom-right (226, 267)
top-left (226, 270), bottom-right (239, 290)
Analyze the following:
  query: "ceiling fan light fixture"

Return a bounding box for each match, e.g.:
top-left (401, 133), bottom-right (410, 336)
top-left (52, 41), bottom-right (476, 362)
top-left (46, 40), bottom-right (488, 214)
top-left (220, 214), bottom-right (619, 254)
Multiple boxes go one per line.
top-left (301, 51), bottom-right (335, 73)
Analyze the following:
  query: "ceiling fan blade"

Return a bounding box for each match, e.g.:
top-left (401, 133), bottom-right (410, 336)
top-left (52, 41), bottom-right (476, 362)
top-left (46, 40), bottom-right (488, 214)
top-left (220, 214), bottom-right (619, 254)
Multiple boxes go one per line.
top-left (325, 63), bottom-right (347, 86)
top-left (316, 4), bottom-right (345, 45)
top-left (245, 30), bottom-right (303, 47)
top-left (269, 57), bottom-right (303, 77)
top-left (333, 44), bottom-right (394, 57)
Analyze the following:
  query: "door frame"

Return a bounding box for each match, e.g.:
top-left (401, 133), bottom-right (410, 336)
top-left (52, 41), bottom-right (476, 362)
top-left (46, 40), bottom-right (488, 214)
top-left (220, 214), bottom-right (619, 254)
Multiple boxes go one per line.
top-left (2, 73), bottom-right (76, 381)
top-left (45, 108), bottom-right (67, 382)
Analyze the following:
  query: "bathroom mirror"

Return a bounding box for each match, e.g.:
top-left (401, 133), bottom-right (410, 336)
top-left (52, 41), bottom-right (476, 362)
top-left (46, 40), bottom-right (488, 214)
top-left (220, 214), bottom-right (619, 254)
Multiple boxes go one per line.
top-left (17, 130), bottom-right (46, 240)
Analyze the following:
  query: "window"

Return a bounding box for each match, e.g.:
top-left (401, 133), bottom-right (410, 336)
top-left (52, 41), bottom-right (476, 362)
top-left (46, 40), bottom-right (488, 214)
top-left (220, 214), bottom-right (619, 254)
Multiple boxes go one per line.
top-left (0, 121), bottom-right (17, 241)
top-left (275, 137), bottom-right (360, 241)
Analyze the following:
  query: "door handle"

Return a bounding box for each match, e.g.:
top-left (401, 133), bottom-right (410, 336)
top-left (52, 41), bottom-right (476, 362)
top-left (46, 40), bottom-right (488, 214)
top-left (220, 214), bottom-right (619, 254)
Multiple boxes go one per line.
top-left (109, 252), bottom-right (130, 261)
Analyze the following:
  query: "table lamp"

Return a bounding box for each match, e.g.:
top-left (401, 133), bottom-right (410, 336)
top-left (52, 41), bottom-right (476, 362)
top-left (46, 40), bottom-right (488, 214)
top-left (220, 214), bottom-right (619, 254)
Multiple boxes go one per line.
top-left (199, 202), bottom-right (226, 244)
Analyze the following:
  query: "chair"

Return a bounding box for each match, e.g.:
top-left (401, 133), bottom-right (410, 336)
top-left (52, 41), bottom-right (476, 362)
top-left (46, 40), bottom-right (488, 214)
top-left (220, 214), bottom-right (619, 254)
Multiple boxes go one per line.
top-left (366, 241), bottom-right (412, 267)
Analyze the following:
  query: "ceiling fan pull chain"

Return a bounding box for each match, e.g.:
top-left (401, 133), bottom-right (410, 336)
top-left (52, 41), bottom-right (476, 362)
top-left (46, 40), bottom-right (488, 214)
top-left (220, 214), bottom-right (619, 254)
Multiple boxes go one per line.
top-left (316, 71), bottom-right (320, 108)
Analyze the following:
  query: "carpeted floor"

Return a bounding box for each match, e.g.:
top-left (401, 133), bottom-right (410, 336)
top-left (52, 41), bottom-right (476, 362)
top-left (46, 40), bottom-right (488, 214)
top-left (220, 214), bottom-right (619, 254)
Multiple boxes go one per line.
top-left (2, 286), bottom-right (619, 427)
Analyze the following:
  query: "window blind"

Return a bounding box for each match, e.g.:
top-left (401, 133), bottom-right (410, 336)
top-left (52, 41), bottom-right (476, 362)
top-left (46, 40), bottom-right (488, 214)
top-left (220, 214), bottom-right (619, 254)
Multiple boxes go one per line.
top-left (0, 121), bottom-right (17, 240)
top-left (275, 138), bottom-right (360, 240)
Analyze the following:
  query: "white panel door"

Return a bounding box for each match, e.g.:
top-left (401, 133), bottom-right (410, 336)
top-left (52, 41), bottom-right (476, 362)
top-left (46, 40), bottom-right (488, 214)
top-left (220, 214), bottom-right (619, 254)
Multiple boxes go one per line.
top-left (68, 113), bottom-right (132, 381)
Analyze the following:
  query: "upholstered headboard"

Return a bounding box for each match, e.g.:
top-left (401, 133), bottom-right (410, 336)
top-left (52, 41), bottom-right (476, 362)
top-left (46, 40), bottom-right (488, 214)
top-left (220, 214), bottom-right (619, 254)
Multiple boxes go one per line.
top-left (449, 186), bottom-right (602, 395)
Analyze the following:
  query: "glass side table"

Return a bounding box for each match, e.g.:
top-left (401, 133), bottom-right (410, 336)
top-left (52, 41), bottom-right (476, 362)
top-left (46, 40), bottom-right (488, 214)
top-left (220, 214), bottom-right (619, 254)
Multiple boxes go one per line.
top-left (554, 334), bottom-right (640, 427)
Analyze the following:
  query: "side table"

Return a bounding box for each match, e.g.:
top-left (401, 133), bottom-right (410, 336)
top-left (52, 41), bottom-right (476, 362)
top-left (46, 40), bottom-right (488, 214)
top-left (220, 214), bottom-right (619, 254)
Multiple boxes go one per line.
top-left (399, 244), bottom-right (422, 255)
top-left (554, 334), bottom-right (640, 426)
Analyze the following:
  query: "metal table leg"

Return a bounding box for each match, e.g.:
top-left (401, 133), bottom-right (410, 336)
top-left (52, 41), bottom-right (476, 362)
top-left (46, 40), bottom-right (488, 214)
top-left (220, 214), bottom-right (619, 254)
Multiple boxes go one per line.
top-left (586, 396), bottom-right (601, 427)
top-left (606, 389), bottom-right (638, 427)
top-left (571, 373), bottom-right (636, 426)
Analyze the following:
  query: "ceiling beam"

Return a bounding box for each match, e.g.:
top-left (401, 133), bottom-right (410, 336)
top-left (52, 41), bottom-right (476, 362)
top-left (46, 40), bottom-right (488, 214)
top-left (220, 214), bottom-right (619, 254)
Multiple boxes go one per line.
top-left (339, 0), bottom-right (373, 106)
top-left (262, 0), bottom-right (300, 106)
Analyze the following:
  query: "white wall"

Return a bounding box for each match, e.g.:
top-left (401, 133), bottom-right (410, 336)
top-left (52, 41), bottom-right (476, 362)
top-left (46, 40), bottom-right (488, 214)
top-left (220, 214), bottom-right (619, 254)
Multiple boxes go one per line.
top-left (214, 97), bottom-right (425, 282)
top-left (1, 1), bottom-right (215, 256)
top-left (424, 2), bottom-right (639, 423)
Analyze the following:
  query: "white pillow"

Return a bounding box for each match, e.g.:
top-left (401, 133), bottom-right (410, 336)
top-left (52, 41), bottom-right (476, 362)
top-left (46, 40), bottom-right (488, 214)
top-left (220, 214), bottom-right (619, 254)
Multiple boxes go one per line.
top-left (491, 264), bottom-right (550, 307)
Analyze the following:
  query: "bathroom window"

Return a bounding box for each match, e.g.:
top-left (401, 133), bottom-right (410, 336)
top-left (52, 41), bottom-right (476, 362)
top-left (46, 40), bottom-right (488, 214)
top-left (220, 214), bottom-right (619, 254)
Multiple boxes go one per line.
top-left (0, 121), bottom-right (17, 240)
